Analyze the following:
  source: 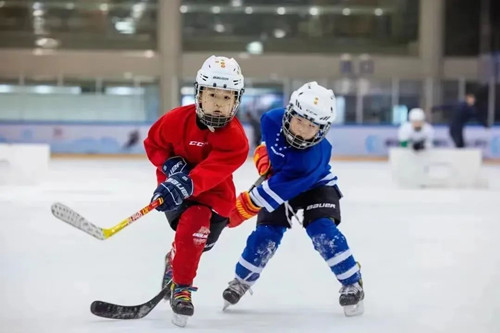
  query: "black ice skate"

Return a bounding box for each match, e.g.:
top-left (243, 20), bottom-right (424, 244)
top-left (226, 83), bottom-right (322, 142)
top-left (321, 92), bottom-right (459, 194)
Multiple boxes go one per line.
top-left (161, 250), bottom-right (173, 301)
top-left (222, 278), bottom-right (252, 310)
top-left (170, 283), bottom-right (198, 327)
top-left (339, 280), bottom-right (364, 317)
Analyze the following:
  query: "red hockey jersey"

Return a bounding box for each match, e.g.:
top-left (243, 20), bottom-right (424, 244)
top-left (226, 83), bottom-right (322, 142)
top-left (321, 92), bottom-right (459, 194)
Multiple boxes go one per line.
top-left (144, 104), bottom-right (249, 217)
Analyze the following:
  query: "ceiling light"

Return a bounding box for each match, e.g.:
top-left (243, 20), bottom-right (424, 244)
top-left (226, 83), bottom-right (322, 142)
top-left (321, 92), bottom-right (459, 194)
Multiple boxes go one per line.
top-left (99, 3), bottom-right (109, 12)
top-left (114, 19), bottom-right (135, 34)
top-left (246, 41), bottom-right (263, 55)
top-left (374, 8), bottom-right (383, 16)
top-left (273, 29), bottom-right (286, 38)
top-left (35, 37), bottom-right (59, 48)
top-left (244, 7), bottom-right (253, 14)
top-left (342, 8), bottom-right (351, 16)
top-left (214, 23), bottom-right (225, 33)
top-left (309, 7), bottom-right (319, 16)
top-left (211, 6), bottom-right (221, 14)
top-left (276, 7), bottom-right (286, 15)
top-left (179, 5), bottom-right (188, 13)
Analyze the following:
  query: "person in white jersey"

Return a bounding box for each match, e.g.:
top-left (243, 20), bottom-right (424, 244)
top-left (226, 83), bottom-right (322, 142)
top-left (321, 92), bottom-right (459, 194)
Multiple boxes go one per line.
top-left (398, 108), bottom-right (434, 151)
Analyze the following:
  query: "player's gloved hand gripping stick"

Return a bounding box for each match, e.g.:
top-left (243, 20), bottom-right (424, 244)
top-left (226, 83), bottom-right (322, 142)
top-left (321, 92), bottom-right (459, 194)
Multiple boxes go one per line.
top-left (50, 156), bottom-right (191, 240)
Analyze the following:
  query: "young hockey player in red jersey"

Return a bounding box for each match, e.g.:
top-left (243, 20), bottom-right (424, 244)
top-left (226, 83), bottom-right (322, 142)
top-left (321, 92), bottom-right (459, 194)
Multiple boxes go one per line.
top-left (144, 55), bottom-right (249, 326)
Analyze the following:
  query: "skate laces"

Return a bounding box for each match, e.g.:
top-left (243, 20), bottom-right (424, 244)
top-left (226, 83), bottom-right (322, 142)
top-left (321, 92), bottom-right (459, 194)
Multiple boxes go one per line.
top-left (163, 253), bottom-right (173, 281)
top-left (228, 279), bottom-right (253, 296)
top-left (173, 286), bottom-right (198, 301)
top-left (339, 282), bottom-right (362, 295)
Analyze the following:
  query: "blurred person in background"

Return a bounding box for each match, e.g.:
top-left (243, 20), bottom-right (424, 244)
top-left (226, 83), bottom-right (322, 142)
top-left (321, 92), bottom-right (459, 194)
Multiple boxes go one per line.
top-left (122, 129), bottom-right (140, 151)
top-left (245, 111), bottom-right (261, 149)
top-left (398, 108), bottom-right (434, 151)
top-left (143, 55), bottom-right (249, 326)
top-left (434, 92), bottom-right (489, 148)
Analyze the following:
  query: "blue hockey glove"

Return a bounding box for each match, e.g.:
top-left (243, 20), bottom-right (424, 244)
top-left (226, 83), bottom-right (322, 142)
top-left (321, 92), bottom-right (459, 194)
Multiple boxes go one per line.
top-left (162, 156), bottom-right (191, 177)
top-left (152, 173), bottom-right (194, 212)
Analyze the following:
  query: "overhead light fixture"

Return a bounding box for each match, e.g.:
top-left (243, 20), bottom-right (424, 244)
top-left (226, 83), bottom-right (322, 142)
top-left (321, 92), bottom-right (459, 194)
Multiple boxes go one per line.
top-left (144, 50), bottom-right (155, 58)
top-left (231, 0), bottom-right (242, 7)
top-left (33, 9), bottom-right (44, 17)
top-left (342, 8), bottom-right (351, 16)
top-left (273, 29), bottom-right (286, 38)
top-left (309, 7), bottom-right (319, 16)
top-left (214, 23), bottom-right (225, 33)
top-left (132, 2), bottom-right (145, 19)
top-left (65, 3), bottom-right (75, 10)
top-left (211, 6), bottom-right (221, 14)
top-left (244, 6), bottom-right (253, 14)
top-left (114, 19), bottom-right (136, 34)
top-left (374, 8), bottom-right (383, 16)
top-left (35, 37), bottom-right (59, 48)
top-left (276, 7), bottom-right (286, 15)
top-left (99, 3), bottom-right (109, 12)
top-left (246, 41), bottom-right (263, 55)
top-left (179, 5), bottom-right (188, 13)
top-left (32, 2), bottom-right (42, 10)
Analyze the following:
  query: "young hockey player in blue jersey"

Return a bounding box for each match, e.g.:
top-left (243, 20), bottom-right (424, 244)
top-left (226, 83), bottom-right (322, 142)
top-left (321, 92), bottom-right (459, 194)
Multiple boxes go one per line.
top-left (222, 81), bottom-right (364, 316)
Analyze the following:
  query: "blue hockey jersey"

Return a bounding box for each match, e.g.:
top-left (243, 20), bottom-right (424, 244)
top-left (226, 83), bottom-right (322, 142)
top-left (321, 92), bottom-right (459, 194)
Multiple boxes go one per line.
top-left (249, 108), bottom-right (338, 212)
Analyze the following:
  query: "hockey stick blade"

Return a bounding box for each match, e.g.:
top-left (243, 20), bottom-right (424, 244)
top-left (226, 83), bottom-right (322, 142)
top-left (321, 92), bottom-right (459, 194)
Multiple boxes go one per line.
top-left (51, 198), bottom-right (163, 240)
top-left (90, 286), bottom-right (169, 320)
top-left (51, 202), bottom-right (106, 240)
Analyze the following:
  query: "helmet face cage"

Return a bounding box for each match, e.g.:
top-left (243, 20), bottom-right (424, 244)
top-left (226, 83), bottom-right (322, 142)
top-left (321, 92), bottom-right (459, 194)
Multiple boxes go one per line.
top-left (194, 83), bottom-right (244, 129)
top-left (282, 106), bottom-right (332, 149)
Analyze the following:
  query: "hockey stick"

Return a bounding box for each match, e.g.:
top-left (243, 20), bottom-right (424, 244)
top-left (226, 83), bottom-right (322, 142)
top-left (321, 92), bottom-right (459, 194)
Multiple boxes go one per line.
top-left (91, 284), bottom-right (170, 319)
top-left (90, 174), bottom-right (267, 320)
top-left (51, 198), bottom-right (164, 240)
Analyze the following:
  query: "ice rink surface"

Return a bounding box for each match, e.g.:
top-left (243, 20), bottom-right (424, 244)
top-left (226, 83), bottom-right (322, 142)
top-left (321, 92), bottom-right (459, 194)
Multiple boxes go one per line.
top-left (1, 158), bottom-right (500, 333)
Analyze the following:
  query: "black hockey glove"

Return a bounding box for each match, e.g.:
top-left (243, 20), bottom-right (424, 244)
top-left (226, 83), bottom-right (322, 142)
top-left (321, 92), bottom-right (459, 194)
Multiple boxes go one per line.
top-left (152, 173), bottom-right (193, 212)
top-left (412, 140), bottom-right (425, 151)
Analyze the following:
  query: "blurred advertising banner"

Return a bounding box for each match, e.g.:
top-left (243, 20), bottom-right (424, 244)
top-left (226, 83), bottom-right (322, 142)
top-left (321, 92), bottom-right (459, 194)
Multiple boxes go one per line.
top-left (0, 122), bottom-right (151, 154)
top-left (326, 126), bottom-right (500, 159)
top-left (0, 122), bottom-right (256, 155)
top-left (0, 122), bottom-right (499, 158)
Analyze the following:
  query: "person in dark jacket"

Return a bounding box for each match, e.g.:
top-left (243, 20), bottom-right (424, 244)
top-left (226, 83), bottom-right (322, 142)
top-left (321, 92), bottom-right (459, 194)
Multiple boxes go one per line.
top-left (448, 93), bottom-right (488, 148)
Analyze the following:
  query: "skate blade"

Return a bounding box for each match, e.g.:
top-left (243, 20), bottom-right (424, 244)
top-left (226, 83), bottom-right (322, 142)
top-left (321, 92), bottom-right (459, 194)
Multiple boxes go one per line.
top-left (222, 300), bottom-right (231, 311)
top-left (343, 300), bottom-right (364, 317)
top-left (172, 313), bottom-right (189, 327)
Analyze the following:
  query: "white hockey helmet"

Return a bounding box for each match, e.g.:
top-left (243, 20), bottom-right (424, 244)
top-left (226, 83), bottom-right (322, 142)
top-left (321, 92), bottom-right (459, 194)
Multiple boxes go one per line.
top-left (283, 81), bottom-right (336, 149)
top-left (195, 55), bottom-right (245, 129)
top-left (408, 108), bottom-right (425, 122)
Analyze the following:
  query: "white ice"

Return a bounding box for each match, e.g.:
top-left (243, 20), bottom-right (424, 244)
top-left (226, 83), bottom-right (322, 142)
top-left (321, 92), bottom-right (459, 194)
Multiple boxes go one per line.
top-left (1, 159), bottom-right (500, 333)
